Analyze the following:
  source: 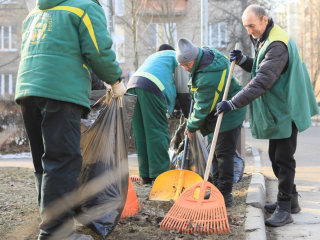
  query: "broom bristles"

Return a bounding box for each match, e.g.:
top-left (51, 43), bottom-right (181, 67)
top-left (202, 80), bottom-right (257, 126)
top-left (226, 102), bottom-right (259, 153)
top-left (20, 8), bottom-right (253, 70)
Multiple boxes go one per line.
top-left (160, 204), bottom-right (230, 234)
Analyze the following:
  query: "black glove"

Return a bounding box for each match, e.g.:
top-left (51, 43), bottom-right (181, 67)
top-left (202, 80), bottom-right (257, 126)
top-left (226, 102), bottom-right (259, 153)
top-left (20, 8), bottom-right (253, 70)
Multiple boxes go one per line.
top-left (229, 50), bottom-right (243, 64)
top-left (214, 100), bottom-right (237, 116)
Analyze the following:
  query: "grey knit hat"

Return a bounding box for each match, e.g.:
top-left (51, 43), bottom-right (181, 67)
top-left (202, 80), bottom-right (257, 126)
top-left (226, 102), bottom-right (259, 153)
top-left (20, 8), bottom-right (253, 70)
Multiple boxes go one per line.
top-left (176, 38), bottom-right (199, 63)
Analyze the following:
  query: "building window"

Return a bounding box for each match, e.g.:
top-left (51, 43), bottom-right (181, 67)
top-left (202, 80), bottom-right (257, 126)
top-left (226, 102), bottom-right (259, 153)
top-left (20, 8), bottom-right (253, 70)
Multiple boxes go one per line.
top-left (1, 0), bottom-right (17, 4)
top-left (113, 24), bottom-right (125, 63)
top-left (208, 22), bottom-right (227, 48)
top-left (100, 0), bottom-right (114, 34)
top-left (0, 74), bottom-right (15, 96)
top-left (0, 26), bottom-right (17, 51)
top-left (147, 23), bottom-right (158, 50)
top-left (115, 0), bottom-right (124, 16)
top-left (0, 0), bottom-right (17, 9)
top-left (147, 23), bottom-right (177, 51)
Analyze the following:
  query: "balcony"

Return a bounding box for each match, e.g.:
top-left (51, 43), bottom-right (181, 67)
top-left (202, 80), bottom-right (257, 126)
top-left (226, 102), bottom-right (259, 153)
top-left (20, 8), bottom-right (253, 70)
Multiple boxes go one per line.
top-left (141, 0), bottom-right (188, 16)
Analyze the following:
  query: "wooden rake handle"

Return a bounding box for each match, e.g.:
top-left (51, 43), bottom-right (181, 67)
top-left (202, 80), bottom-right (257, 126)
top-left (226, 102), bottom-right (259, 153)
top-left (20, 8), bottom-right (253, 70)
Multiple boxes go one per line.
top-left (203, 43), bottom-right (239, 181)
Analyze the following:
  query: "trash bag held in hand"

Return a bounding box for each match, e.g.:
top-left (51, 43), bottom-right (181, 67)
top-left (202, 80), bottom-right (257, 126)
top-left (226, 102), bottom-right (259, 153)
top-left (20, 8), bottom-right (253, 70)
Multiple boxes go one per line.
top-left (170, 116), bottom-right (245, 182)
top-left (169, 115), bottom-right (208, 178)
top-left (74, 90), bottom-right (137, 239)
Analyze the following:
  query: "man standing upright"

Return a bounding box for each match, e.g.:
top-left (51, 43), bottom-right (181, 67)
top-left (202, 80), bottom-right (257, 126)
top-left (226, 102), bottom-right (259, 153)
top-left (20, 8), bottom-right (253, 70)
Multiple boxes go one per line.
top-left (15, 0), bottom-right (125, 239)
top-left (216, 5), bottom-right (319, 227)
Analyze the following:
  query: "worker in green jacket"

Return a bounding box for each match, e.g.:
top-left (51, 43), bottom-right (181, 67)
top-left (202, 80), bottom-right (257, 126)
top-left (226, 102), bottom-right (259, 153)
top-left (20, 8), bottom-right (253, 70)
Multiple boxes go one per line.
top-left (127, 44), bottom-right (191, 185)
top-left (14, 0), bottom-right (124, 239)
top-left (216, 5), bottom-right (319, 227)
top-left (176, 38), bottom-right (247, 207)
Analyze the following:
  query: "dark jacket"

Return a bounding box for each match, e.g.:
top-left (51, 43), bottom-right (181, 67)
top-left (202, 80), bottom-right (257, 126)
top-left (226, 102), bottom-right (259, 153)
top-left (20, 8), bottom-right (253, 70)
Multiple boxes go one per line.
top-left (231, 19), bottom-right (289, 108)
top-left (91, 71), bottom-right (106, 90)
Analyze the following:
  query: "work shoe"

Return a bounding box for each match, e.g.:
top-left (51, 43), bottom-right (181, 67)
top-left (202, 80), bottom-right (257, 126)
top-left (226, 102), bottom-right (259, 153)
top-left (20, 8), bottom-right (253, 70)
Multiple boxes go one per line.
top-left (62, 233), bottom-right (94, 240)
top-left (264, 193), bottom-right (301, 214)
top-left (142, 177), bottom-right (155, 185)
top-left (223, 193), bottom-right (235, 207)
top-left (265, 201), bottom-right (293, 227)
top-left (204, 192), bottom-right (235, 207)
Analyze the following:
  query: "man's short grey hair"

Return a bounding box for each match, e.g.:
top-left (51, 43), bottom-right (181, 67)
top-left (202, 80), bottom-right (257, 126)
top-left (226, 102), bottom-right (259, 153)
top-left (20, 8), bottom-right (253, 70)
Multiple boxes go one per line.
top-left (243, 4), bottom-right (267, 20)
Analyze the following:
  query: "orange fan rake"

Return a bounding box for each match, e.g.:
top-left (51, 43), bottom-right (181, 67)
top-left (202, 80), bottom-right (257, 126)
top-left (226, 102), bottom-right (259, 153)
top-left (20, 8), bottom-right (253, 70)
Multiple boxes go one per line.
top-left (160, 181), bottom-right (229, 234)
top-left (160, 43), bottom-right (239, 235)
top-left (130, 175), bottom-right (142, 182)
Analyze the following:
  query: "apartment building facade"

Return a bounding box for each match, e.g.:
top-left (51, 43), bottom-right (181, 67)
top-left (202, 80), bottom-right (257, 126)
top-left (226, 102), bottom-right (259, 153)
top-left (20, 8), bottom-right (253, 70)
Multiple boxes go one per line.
top-left (0, 0), bottom-right (29, 98)
top-left (276, 2), bottom-right (301, 49)
top-left (109, 0), bottom-right (248, 84)
top-left (300, 0), bottom-right (320, 100)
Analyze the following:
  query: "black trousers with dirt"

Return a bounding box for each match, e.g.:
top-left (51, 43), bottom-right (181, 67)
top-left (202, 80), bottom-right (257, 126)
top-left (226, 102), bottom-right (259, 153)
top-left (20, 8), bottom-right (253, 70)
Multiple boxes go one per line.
top-left (19, 96), bottom-right (83, 240)
top-left (211, 124), bottom-right (242, 195)
top-left (269, 123), bottom-right (298, 202)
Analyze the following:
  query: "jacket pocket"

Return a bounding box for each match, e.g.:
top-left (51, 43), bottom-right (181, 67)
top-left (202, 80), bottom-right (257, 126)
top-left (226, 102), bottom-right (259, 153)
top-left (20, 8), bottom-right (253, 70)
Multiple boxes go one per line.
top-left (258, 99), bottom-right (277, 127)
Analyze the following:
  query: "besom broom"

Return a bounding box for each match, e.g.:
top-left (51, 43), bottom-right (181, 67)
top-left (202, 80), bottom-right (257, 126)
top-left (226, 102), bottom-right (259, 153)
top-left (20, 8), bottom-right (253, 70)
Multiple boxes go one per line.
top-left (160, 44), bottom-right (239, 235)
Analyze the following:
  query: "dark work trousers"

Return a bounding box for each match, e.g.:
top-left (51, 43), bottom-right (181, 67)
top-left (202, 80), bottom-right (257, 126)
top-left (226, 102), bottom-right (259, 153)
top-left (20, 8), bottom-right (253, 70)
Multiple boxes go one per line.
top-left (211, 124), bottom-right (241, 195)
top-left (269, 122), bottom-right (298, 202)
top-left (19, 97), bottom-right (83, 240)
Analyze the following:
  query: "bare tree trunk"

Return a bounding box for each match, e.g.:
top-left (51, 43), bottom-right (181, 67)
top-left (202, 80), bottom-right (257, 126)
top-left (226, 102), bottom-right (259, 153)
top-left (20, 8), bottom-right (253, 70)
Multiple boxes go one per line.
top-left (132, 0), bottom-right (139, 71)
top-left (240, 0), bottom-right (252, 87)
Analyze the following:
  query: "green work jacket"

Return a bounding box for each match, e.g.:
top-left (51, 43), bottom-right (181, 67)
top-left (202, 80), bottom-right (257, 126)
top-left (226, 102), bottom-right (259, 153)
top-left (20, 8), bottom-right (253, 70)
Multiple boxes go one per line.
top-left (187, 48), bottom-right (247, 135)
top-left (15, 0), bottom-right (122, 117)
top-left (250, 24), bottom-right (319, 139)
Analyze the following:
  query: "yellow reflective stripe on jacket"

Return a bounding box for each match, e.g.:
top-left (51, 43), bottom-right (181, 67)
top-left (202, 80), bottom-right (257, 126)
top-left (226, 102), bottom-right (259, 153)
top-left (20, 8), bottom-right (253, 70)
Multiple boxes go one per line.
top-left (269, 24), bottom-right (290, 45)
top-left (33, 6), bottom-right (84, 18)
top-left (132, 72), bottom-right (165, 91)
top-left (191, 87), bottom-right (197, 91)
top-left (83, 64), bottom-right (90, 75)
top-left (31, 7), bottom-right (99, 54)
top-left (45, 6), bottom-right (84, 17)
top-left (218, 69), bottom-right (227, 92)
top-left (210, 91), bottom-right (219, 112)
top-left (83, 14), bottom-right (99, 54)
top-left (210, 69), bottom-right (227, 112)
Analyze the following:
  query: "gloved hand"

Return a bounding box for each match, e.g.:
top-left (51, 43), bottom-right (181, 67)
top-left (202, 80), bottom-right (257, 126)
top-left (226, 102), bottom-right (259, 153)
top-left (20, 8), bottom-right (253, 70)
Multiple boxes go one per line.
top-left (111, 80), bottom-right (126, 98)
top-left (184, 129), bottom-right (195, 141)
top-left (214, 100), bottom-right (237, 116)
top-left (229, 50), bottom-right (243, 64)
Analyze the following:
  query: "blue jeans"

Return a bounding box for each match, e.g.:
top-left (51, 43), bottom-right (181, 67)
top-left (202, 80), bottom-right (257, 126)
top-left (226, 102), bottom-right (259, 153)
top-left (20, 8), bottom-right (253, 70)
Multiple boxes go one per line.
top-left (19, 97), bottom-right (83, 239)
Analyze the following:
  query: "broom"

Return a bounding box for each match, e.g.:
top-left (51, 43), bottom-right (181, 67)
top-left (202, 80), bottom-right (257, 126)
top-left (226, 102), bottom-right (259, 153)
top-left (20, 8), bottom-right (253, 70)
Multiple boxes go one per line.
top-left (160, 44), bottom-right (239, 235)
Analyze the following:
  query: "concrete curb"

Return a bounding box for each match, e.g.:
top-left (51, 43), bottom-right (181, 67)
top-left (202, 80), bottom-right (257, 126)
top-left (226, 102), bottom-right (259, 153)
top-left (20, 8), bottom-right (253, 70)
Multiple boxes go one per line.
top-left (245, 146), bottom-right (266, 240)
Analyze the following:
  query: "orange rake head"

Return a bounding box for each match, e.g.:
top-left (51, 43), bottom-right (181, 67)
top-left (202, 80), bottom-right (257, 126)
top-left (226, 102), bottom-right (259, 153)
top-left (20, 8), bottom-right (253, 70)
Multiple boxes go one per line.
top-left (130, 175), bottom-right (142, 182)
top-left (160, 180), bottom-right (230, 235)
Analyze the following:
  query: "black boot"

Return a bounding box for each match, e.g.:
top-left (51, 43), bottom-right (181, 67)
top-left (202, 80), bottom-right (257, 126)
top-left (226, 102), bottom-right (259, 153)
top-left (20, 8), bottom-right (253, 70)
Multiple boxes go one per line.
top-left (141, 177), bottom-right (155, 185)
top-left (264, 193), bottom-right (301, 214)
top-left (265, 201), bottom-right (293, 227)
top-left (223, 193), bottom-right (235, 207)
top-left (204, 192), bottom-right (235, 207)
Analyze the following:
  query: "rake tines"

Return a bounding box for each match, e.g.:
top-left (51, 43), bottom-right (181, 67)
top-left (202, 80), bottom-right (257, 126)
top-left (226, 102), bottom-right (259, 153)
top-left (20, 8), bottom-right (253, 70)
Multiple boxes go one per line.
top-left (160, 181), bottom-right (230, 234)
top-left (130, 175), bottom-right (142, 182)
